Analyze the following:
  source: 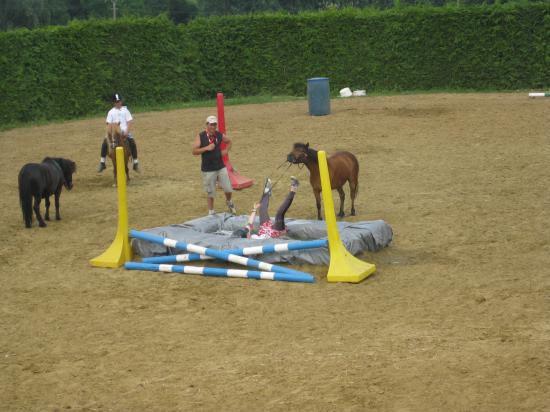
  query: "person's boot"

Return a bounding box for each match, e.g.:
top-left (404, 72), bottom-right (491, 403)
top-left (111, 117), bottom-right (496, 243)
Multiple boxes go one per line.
top-left (263, 178), bottom-right (272, 195)
top-left (97, 162), bottom-right (106, 172)
top-left (227, 200), bottom-right (237, 214)
top-left (290, 176), bottom-right (299, 190)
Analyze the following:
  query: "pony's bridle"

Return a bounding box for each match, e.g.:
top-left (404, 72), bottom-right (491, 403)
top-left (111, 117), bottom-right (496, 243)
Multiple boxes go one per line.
top-left (109, 134), bottom-right (125, 148)
top-left (293, 150), bottom-right (308, 169)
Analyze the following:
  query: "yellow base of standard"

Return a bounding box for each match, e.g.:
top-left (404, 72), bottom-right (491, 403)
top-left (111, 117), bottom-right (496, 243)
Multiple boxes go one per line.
top-left (326, 241), bottom-right (376, 283)
top-left (89, 232), bottom-right (133, 268)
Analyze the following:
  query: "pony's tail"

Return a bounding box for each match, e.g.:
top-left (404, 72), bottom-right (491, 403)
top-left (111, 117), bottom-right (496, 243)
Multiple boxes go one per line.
top-left (18, 171), bottom-right (33, 228)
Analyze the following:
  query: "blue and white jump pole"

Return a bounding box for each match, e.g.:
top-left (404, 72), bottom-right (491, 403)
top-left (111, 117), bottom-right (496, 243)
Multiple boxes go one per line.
top-left (141, 239), bottom-right (328, 264)
top-left (125, 262), bottom-right (314, 283)
top-left (129, 229), bottom-right (313, 279)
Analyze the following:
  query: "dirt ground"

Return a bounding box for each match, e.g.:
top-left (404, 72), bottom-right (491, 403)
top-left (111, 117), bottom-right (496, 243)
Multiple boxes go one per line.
top-left (1, 93), bottom-right (549, 411)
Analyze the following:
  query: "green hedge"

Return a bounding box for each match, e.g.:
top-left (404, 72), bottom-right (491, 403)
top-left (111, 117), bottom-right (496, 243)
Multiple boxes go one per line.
top-left (1, 4), bottom-right (549, 125)
top-left (0, 17), bottom-right (204, 124)
top-left (187, 4), bottom-right (549, 94)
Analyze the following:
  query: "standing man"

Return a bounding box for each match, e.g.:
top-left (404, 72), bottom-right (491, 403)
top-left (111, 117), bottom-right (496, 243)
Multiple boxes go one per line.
top-left (192, 115), bottom-right (237, 215)
top-left (97, 92), bottom-right (140, 173)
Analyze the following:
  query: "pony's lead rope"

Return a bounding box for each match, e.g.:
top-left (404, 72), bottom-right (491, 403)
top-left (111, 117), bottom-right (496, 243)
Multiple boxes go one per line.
top-left (271, 163), bottom-right (292, 191)
top-left (270, 162), bottom-right (293, 190)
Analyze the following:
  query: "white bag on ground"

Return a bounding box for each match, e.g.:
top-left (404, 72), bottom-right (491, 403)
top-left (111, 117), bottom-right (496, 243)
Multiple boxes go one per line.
top-left (339, 87), bottom-right (352, 98)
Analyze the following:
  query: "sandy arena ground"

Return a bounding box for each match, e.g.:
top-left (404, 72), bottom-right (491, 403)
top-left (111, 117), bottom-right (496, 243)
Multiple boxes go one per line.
top-left (0, 93), bottom-right (549, 411)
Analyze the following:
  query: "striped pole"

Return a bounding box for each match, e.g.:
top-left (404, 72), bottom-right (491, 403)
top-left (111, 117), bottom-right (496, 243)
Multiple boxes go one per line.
top-left (528, 92), bottom-right (550, 97)
top-left (125, 262), bottom-right (314, 283)
top-left (142, 239), bottom-right (328, 264)
top-left (130, 230), bottom-right (313, 279)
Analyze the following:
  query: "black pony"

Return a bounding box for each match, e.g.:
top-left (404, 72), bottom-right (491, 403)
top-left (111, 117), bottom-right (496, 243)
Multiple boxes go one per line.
top-left (18, 157), bottom-right (77, 228)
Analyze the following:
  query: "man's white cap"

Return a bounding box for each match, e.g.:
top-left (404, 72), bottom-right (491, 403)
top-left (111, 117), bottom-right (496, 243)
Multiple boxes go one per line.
top-left (206, 115), bottom-right (218, 124)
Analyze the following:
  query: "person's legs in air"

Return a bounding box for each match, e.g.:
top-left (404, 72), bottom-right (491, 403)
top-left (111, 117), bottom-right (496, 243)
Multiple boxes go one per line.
top-left (273, 176), bottom-right (299, 231)
top-left (258, 178), bottom-right (272, 225)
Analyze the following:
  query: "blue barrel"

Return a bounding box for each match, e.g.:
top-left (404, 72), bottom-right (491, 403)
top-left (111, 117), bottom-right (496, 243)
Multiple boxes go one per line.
top-left (307, 77), bottom-right (330, 116)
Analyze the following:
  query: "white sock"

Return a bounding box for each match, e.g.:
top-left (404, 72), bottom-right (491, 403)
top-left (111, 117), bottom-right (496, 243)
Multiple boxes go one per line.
top-left (100, 157), bottom-right (106, 163)
top-left (208, 210), bottom-right (215, 215)
top-left (133, 159), bottom-right (139, 164)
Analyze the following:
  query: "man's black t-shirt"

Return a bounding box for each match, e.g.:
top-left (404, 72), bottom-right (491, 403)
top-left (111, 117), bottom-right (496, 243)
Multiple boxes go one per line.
top-left (199, 131), bottom-right (225, 172)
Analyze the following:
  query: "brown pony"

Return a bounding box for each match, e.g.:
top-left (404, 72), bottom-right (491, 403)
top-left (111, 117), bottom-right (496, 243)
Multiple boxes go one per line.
top-left (106, 123), bottom-right (131, 185)
top-left (287, 142), bottom-right (359, 220)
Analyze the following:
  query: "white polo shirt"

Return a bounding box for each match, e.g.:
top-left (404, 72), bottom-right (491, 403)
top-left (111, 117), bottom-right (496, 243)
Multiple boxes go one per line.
top-left (106, 106), bottom-right (133, 133)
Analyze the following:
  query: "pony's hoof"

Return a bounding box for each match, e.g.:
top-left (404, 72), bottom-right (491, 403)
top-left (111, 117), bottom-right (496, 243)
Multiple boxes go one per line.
top-left (351, 210), bottom-right (356, 216)
top-left (56, 217), bottom-right (61, 221)
top-left (39, 222), bottom-right (47, 227)
top-left (45, 216), bottom-right (50, 221)
top-left (112, 183), bottom-right (117, 188)
top-left (338, 212), bottom-right (345, 218)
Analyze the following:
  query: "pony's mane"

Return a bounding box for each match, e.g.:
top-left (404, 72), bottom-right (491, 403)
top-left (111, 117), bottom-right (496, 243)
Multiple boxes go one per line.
top-left (293, 143), bottom-right (318, 163)
top-left (107, 123), bottom-right (122, 139)
top-left (40, 157), bottom-right (76, 175)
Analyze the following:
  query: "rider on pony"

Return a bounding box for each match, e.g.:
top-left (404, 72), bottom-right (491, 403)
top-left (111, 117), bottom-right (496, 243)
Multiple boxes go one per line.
top-left (98, 92), bottom-right (140, 173)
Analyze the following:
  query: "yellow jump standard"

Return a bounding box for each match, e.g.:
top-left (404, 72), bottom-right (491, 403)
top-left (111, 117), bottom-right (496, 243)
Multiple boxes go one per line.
top-left (318, 150), bottom-right (376, 283)
top-left (90, 147), bottom-right (133, 267)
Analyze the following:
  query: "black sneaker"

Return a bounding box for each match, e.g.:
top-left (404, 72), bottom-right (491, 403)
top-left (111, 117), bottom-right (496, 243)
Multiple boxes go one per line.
top-left (227, 201), bottom-right (237, 214)
top-left (97, 162), bottom-right (106, 172)
top-left (133, 163), bottom-right (141, 173)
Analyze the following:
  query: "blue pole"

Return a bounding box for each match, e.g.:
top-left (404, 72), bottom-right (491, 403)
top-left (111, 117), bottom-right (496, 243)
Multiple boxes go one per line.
top-left (125, 262), bottom-right (314, 283)
top-left (142, 239), bottom-right (328, 264)
top-left (129, 230), bottom-right (314, 279)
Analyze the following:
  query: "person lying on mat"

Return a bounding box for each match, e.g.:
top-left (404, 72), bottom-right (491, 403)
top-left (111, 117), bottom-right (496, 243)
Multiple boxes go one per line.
top-left (234, 177), bottom-right (299, 239)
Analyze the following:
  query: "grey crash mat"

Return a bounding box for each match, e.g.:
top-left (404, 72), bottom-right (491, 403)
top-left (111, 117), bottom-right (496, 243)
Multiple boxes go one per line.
top-left (131, 213), bottom-right (393, 265)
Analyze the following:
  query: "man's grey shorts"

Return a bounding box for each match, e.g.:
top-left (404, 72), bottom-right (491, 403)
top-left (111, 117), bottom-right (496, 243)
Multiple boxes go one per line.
top-left (202, 167), bottom-right (233, 197)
